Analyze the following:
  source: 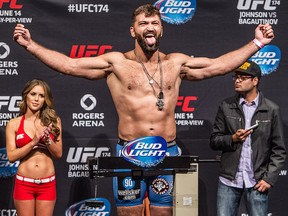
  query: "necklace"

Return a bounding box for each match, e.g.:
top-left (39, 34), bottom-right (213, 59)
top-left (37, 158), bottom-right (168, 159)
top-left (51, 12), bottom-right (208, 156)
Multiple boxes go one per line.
top-left (134, 50), bottom-right (164, 111)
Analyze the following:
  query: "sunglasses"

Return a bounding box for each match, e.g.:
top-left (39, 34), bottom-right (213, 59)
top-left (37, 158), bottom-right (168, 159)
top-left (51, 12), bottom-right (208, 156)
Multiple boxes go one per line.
top-left (232, 75), bottom-right (254, 82)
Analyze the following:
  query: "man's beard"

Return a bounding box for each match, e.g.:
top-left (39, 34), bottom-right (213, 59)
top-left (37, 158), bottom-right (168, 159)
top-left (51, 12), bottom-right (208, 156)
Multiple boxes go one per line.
top-left (135, 32), bottom-right (161, 55)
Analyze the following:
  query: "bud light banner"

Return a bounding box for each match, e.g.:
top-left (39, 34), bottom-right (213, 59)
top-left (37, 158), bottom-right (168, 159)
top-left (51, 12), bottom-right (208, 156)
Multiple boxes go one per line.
top-left (250, 45), bottom-right (281, 76)
top-left (121, 136), bottom-right (167, 168)
top-left (0, 148), bottom-right (19, 178)
top-left (65, 197), bottom-right (111, 216)
top-left (154, 0), bottom-right (197, 25)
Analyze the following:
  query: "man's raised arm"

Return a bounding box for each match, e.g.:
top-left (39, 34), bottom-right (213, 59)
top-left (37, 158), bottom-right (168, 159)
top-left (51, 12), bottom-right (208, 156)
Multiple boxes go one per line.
top-left (180, 23), bottom-right (275, 80)
top-left (13, 24), bottom-right (112, 79)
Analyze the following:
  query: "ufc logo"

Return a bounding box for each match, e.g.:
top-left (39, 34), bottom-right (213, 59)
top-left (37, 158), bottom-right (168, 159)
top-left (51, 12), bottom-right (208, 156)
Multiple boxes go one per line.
top-left (70, 45), bottom-right (113, 58)
top-left (0, 0), bottom-right (22, 9)
top-left (176, 96), bottom-right (197, 112)
top-left (237, 0), bottom-right (276, 10)
top-left (0, 96), bottom-right (21, 111)
top-left (66, 147), bottom-right (110, 163)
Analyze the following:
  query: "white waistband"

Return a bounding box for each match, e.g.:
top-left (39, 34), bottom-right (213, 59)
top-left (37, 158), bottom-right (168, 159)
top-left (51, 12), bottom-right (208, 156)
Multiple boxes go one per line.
top-left (16, 174), bottom-right (55, 184)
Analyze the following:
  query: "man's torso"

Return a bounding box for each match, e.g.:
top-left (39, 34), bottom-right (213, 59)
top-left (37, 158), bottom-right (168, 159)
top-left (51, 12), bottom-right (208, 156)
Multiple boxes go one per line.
top-left (106, 51), bottom-right (183, 141)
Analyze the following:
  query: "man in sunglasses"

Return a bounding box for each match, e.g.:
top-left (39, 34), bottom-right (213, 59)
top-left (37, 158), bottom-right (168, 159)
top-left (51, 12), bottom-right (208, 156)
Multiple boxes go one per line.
top-left (210, 60), bottom-right (286, 216)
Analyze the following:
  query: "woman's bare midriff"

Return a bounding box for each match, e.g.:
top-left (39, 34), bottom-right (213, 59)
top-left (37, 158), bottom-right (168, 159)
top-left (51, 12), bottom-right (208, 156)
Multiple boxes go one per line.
top-left (17, 149), bottom-right (55, 178)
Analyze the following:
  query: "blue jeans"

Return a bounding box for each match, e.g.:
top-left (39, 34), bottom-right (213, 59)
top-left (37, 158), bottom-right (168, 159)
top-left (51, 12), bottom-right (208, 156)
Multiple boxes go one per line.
top-left (217, 180), bottom-right (268, 216)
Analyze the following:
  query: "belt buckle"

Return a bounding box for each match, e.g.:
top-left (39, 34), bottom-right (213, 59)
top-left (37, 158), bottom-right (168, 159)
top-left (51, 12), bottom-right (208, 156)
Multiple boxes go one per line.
top-left (34, 179), bottom-right (41, 184)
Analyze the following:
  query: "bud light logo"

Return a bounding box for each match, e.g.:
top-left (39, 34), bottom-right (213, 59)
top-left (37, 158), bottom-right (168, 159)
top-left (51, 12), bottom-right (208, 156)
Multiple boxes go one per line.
top-left (121, 136), bottom-right (167, 168)
top-left (154, 0), bottom-right (197, 25)
top-left (65, 197), bottom-right (111, 216)
top-left (250, 45), bottom-right (281, 76)
top-left (0, 148), bottom-right (19, 178)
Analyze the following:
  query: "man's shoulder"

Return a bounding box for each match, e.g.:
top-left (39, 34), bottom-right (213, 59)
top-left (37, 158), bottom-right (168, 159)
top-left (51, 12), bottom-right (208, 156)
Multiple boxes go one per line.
top-left (260, 95), bottom-right (280, 110)
top-left (217, 95), bottom-right (239, 111)
top-left (165, 52), bottom-right (189, 59)
top-left (163, 52), bottom-right (192, 66)
top-left (105, 51), bottom-right (126, 58)
top-left (103, 51), bottom-right (134, 65)
top-left (221, 95), bottom-right (238, 105)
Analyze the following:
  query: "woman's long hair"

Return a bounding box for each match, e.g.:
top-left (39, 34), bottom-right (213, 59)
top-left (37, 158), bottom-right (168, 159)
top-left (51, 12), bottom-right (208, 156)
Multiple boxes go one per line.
top-left (19, 79), bottom-right (60, 141)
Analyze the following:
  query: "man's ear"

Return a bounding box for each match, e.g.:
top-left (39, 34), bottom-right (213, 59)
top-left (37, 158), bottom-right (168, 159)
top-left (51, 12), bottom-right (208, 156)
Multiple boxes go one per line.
top-left (253, 77), bottom-right (259, 87)
top-left (130, 26), bottom-right (135, 38)
top-left (160, 28), bottom-right (163, 37)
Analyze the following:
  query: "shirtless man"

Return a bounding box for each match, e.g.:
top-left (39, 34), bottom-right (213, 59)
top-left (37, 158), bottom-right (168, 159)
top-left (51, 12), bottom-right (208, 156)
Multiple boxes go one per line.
top-left (13, 4), bottom-right (274, 216)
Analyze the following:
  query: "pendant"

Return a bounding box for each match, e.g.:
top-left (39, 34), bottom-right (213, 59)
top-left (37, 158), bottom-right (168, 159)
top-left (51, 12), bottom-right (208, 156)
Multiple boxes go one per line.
top-left (156, 98), bottom-right (164, 110)
top-left (149, 79), bottom-right (154, 85)
top-left (156, 91), bottom-right (164, 111)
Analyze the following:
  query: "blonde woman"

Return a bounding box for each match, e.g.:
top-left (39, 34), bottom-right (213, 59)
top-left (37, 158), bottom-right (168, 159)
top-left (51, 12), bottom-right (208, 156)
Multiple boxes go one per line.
top-left (6, 79), bottom-right (62, 216)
